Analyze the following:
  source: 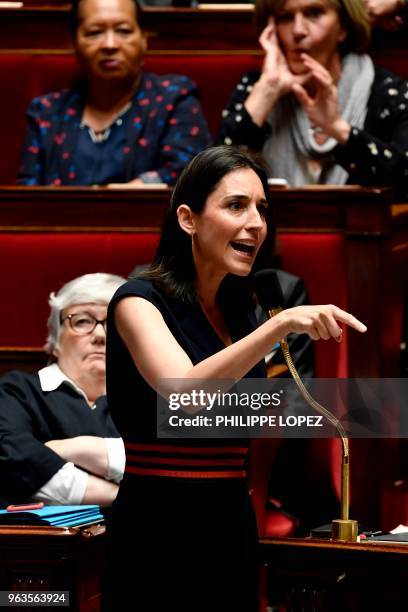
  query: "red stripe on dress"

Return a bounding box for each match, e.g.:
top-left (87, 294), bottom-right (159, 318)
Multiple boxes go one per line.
top-left (124, 443), bottom-right (248, 455)
top-left (125, 465), bottom-right (246, 479)
top-left (126, 455), bottom-right (245, 466)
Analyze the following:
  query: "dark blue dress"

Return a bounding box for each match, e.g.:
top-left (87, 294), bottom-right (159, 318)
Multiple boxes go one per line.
top-left (103, 279), bottom-right (265, 612)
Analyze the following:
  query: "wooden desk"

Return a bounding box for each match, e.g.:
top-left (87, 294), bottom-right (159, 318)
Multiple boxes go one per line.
top-left (0, 524), bottom-right (105, 612)
top-left (0, 183), bottom-right (394, 233)
top-left (260, 536), bottom-right (408, 611)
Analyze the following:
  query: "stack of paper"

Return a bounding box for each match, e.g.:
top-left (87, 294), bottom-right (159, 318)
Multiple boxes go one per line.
top-left (365, 525), bottom-right (408, 544)
top-left (0, 505), bottom-right (103, 527)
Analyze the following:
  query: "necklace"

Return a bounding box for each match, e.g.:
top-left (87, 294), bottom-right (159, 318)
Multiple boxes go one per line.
top-left (81, 101), bottom-right (132, 143)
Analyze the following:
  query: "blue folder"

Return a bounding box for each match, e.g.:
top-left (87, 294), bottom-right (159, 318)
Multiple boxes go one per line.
top-left (0, 505), bottom-right (104, 527)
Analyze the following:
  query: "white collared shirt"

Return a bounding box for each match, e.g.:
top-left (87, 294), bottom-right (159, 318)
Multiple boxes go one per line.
top-left (32, 364), bottom-right (125, 505)
top-left (39, 362), bottom-right (91, 403)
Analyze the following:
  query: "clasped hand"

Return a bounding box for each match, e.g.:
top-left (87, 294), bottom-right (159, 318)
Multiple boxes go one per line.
top-left (363, 0), bottom-right (405, 30)
top-left (258, 22), bottom-right (310, 97)
top-left (258, 21), bottom-right (350, 144)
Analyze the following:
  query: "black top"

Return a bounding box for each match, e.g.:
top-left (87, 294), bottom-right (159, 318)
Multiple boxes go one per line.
top-left (0, 371), bottom-right (119, 505)
top-left (216, 65), bottom-right (408, 199)
top-left (106, 278), bottom-right (266, 445)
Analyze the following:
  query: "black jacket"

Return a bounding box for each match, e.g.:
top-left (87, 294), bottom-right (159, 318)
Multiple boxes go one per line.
top-left (216, 65), bottom-right (408, 199)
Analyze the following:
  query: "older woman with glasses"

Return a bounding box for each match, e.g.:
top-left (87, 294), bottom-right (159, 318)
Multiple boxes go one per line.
top-left (0, 272), bottom-right (126, 508)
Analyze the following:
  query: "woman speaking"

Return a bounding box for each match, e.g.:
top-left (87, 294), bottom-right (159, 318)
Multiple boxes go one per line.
top-left (103, 146), bottom-right (366, 611)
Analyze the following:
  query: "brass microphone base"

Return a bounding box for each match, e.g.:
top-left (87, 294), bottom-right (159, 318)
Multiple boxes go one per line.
top-left (332, 519), bottom-right (358, 542)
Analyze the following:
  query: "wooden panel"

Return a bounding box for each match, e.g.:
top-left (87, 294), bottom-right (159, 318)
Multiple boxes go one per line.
top-left (0, 184), bottom-right (393, 233)
top-left (0, 347), bottom-right (46, 375)
top-left (0, 7), bottom-right (73, 52)
top-left (0, 186), bottom-right (170, 231)
top-left (141, 5), bottom-right (258, 52)
top-left (0, 524), bottom-right (105, 612)
top-left (260, 537), bottom-right (408, 610)
top-left (0, 6), bottom-right (257, 52)
top-left (0, 4), bottom-right (407, 72)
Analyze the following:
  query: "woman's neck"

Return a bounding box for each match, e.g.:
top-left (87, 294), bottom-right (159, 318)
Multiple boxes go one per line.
top-left (195, 279), bottom-right (232, 347)
top-left (64, 368), bottom-right (106, 407)
top-left (305, 53), bottom-right (342, 96)
top-left (86, 74), bottom-right (141, 115)
top-left (192, 245), bottom-right (227, 309)
top-left (194, 269), bottom-right (224, 310)
top-left (77, 374), bottom-right (106, 406)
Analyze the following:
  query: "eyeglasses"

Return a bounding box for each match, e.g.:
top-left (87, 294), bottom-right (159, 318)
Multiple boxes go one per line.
top-left (61, 312), bottom-right (107, 335)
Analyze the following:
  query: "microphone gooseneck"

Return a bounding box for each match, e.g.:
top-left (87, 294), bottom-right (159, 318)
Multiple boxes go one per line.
top-left (254, 269), bottom-right (358, 542)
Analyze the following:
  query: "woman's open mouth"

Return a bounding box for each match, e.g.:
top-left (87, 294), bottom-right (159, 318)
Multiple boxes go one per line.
top-left (230, 241), bottom-right (256, 257)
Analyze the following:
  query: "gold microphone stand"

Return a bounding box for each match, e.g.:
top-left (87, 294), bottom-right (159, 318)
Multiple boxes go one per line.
top-left (269, 307), bottom-right (358, 542)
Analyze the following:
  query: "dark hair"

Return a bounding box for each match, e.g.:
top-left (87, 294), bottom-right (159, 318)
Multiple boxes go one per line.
top-left (254, 0), bottom-right (371, 54)
top-left (69, 0), bottom-right (143, 37)
top-left (140, 146), bottom-right (276, 307)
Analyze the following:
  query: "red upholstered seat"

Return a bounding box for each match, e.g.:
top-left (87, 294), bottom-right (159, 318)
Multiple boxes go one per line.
top-left (0, 53), bottom-right (262, 183)
top-left (0, 55), bottom-right (36, 186)
top-left (281, 233), bottom-right (347, 525)
top-left (0, 232), bottom-right (159, 346)
top-left (279, 233), bottom-right (348, 377)
top-left (252, 233), bottom-right (348, 536)
top-left (144, 54), bottom-right (261, 136)
top-left (0, 230), bottom-right (346, 356)
top-left (264, 510), bottom-right (299, 538)
top-left (32, 55), bottom-right (81, 96)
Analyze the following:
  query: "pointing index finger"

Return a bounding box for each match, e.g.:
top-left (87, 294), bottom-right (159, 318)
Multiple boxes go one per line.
top-left (331, 306), bottom-right (367, 333)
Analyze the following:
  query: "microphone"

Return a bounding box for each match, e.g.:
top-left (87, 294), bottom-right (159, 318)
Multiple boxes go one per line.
top-left (253, 268), bottom-right (284, 317)
top-left (253, 269), bottom-right (358, 542)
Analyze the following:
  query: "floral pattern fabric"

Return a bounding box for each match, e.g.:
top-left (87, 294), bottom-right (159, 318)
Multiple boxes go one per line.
top-left (18, 73), bottom-right (210, 186)
top-left (216, 66), bottom-right (408, 199)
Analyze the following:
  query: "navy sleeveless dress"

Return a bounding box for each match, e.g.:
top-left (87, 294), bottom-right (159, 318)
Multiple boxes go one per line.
top-left (103, 279), bottom-right (266, 612)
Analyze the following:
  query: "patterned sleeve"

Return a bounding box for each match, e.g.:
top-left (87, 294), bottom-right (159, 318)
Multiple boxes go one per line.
top-left (154, 76), bottom-right (211, 185)
top-left (334, 74), bottom-right (408, 199)
top-left (214, 71), bottom-right (271, 150)
top-left (16, 97), bottom-right (46, 185)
